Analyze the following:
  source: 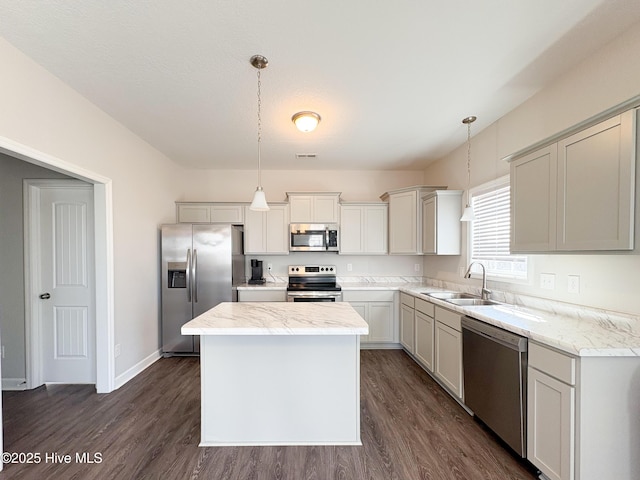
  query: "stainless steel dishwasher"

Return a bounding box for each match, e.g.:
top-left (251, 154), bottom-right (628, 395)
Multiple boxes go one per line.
top-left (461, 316), bottom-right (528, 457)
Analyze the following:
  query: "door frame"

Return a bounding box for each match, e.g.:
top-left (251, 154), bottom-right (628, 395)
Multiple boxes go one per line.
top-left (24, 179), bottom-right (96, 387)
top-left (1, 135), bottom-right (115, 394)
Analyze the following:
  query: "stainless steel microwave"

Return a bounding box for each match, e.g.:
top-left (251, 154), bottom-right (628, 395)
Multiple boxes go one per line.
top-left (290, 224), bottom-right (339, 252)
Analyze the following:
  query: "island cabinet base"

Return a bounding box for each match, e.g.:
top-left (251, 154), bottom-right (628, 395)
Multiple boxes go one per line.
top-left (200, 334), bottom-right (362, 446)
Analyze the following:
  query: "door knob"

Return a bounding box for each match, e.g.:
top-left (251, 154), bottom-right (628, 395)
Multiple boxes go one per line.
top-left (39, 293), bottom-right (51, 299)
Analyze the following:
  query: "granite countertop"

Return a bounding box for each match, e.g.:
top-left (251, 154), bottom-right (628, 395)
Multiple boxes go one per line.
top-left (182, 302), bottom-right (369, 336)
top-left (399, 285), bottom-right (640, 358)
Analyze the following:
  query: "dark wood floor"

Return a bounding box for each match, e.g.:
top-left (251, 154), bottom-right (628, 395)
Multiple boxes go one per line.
top-left (1, 350), bottom-right (538, 479)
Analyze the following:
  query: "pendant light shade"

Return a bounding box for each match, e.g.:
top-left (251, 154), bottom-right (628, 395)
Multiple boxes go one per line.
top-left (460, 205), bottom-right (477, 222)
top-left (292, 111), bottom-right (321, 132)
top-left (460, 115), bottom-right (477, 222)
top-left (250, 187), bottom-right (269, 211)
top-left (249, 54), bottom-right (270, 211)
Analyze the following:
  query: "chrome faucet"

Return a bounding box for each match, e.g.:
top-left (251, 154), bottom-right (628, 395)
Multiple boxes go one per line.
top-left (464, 262), bottom-right (491, 300)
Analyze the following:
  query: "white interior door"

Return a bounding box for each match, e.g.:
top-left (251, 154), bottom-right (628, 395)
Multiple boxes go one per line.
top-left (38, 181), bottom-right (95, 384)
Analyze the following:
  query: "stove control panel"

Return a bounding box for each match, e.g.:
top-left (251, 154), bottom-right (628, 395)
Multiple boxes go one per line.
top-left (289, 265), bottom-right (336, 276)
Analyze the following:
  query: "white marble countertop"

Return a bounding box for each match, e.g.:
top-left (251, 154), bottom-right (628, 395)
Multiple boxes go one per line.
top-left (182, 302), bottom-right (369, 336)
top-left (236, 278), bottom-right (640, 357)
top-left (399, 285), bottom-right (640, 358)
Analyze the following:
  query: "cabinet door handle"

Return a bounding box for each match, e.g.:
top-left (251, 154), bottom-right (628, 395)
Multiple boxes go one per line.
top-left (39, 293), bottom-right (51, 299)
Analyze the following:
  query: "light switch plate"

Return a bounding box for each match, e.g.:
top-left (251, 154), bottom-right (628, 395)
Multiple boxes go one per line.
top-left (568, 275), bottom-right (580, 293)
top-left (540, 273), bottom-right (555, 290)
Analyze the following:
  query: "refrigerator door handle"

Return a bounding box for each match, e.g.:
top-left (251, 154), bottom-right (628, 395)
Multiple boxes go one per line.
top-left (193, 248), bottom-right (198, 303)
top-left (186, 248), bottom-right (192, 302)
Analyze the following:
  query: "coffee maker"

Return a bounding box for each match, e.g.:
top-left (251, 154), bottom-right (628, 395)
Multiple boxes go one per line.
top-left (248, 259), bottom-right (265, 285)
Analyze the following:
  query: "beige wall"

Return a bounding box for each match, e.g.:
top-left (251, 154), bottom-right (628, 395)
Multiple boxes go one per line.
top-left (423, 22), bottom-right (640, 316)
top-left (177, 169), bottom-right (425, 203)
top-left (0, 37), bottom-right (182, 380)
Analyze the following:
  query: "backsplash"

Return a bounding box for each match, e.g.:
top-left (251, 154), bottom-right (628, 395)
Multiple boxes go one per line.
top-left (423, 277), bottom-right (640, 333)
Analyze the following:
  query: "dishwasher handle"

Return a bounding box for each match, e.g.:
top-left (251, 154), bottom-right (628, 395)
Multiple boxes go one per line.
top-left (461, 316), bottom-right (527, 352)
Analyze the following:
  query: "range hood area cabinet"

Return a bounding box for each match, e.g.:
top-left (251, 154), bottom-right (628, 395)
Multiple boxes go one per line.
top-left (286, 192), bottom-right (341, 224)
top-left (421, 190), bottom-right (463, 255)
top-left (510, 108), bottom-right (636, 253)
top-left (380, 185), bottom-right (448, 255)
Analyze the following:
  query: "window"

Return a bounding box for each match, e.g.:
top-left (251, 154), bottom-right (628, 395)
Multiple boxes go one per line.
top-left (469, 176), bottom-right (527, 280)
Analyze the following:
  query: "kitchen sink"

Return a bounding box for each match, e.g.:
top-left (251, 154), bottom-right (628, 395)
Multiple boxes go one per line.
top-left (446, 298), bottom-right (501, 306)
top-left (425, 291), bottom-right (478, 300)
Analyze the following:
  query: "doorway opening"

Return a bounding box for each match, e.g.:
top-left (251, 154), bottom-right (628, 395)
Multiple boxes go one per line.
top-left (0, 138), bottom-right (114, 394)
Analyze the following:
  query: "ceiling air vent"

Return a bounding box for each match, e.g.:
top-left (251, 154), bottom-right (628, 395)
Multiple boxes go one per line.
top-left (295, 153), bottom-right (317, 159)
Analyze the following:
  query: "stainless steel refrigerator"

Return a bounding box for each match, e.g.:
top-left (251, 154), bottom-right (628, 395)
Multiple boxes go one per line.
top-left (161, 224), bottom-right (244, 355)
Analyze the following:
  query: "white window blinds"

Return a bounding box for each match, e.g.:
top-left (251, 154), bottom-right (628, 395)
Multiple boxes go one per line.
top-left (470, 179), bottom-right (527, 279)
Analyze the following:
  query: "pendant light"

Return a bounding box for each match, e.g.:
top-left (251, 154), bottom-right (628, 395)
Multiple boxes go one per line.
top-left (460, 115), bottom-right (477, 222)
top-left (249, 54), bottom-right (270, 211)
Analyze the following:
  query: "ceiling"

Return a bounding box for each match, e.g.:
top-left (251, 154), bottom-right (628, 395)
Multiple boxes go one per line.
top-left (1, 1), bottom-right (639, 171)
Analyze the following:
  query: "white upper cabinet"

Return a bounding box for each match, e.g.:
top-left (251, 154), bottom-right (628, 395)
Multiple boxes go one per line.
top-left (381, 185), bottom-right (446, 255)
top-left (510, 108), bottom-right (636, 252)
top-left (287, 192), bottom-right (341, 223)
top-left (176, 203), bottom-right (245, 224)
top-left (339, 203), bottom-right (388, 254)
top-left (421, 190), bottom-right (462, 255)
top-left (556, 110), bottom-right (635, 251)
top-left (243, 204), bottom-right (289, 254)
top-left (510, 145), bottom-right (558, 252)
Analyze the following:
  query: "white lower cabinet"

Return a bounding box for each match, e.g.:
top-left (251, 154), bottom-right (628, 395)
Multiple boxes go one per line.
top-left (414, 297), bottom-right (435, 372)
top-left (344, 290), bottom-right (397, 346)
top-left (434, 306), bottom-right (463, 400)
top-left (399, 293), bottom-right (415, 353)
top-left (528, 342), bottom-right (576, 480)
top-left (414, 311), bottom-right (434, 372)
top-left (238, 289), bottom-right (286, 302)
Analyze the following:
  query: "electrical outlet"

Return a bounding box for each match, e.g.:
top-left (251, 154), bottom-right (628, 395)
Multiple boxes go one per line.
top-left (540, 273), bottom-right (555, 290)
top-left (115, 344), bottom-right (121, 358)
top-left (267, 263), bottom-right (272, 271)
top-left (568, 275), bottom-right (580, 293)
top-left (414, 263), bottom-right (421, 272)
top-left (347, 263), bottom-right (353, 272)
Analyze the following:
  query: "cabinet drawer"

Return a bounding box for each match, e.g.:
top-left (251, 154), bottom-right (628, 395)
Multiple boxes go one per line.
top-left (400, 292), bottom-right (415, 308)
top-left (415, 297), bottom-right (434, 317)
top-left (342, 290), bottom-right (395, 302)
top-left (529, 342), bottom-right (576, 386)
top-left (434, 306), bottom-right (461, 331)
top-left (238, 290), bottom-right (286, 302)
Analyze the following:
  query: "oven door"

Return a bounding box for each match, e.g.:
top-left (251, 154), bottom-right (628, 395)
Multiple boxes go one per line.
top-left (287, 291), bottom-right (342, 302)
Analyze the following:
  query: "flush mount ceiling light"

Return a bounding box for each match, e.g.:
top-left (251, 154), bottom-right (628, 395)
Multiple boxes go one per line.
top-left (460, 115), bottom-right (477, 222)
top-left (292, 111), bottom-right (321, 132)
top-left (249, 54), bottom-right (270, 211)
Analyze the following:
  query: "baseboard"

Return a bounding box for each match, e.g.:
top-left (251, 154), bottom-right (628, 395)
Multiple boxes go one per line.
top-left (360, 343), bottom-right (402, 350)
top-left (114, 349), bottom-right (161, 390)
top-left (2, 378), bottom-right (27, 391)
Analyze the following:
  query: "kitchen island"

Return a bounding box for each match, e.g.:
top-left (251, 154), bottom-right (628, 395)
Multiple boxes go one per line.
top-left (181, 302), bottom-right (368, 446)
